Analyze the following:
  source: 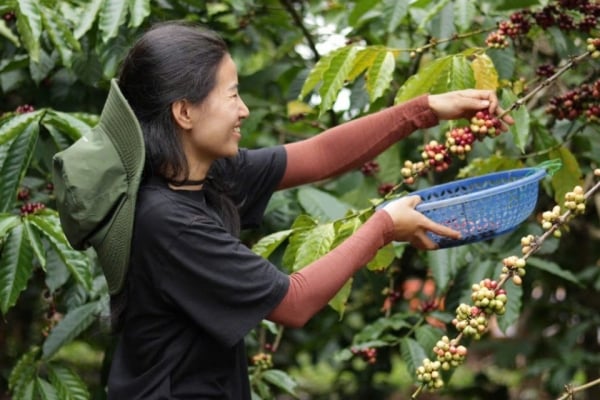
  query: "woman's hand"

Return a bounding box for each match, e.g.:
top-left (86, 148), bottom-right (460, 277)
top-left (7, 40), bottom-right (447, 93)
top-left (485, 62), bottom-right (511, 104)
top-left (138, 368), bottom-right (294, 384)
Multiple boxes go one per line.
top-left (428, 89), bottom-right (515, 129)
top-left (382, 196), bottom-right (461, 250)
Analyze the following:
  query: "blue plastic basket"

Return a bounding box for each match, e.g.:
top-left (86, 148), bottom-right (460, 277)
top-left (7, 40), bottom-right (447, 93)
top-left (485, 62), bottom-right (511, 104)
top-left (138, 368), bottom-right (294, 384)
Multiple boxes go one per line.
top-left (408, 168), bottom-right (546, 248)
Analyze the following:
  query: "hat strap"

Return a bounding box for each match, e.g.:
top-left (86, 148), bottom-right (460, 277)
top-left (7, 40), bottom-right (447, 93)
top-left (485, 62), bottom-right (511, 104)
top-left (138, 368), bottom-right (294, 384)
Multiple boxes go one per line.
top-left (169, 178), bottom-right (207, 187)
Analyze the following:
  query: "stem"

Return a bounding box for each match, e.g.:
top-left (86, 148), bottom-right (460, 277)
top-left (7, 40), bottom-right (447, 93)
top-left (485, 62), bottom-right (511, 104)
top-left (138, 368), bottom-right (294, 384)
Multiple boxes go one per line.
top-left (411, 384), bottom-right (425, 399)
top-left (271, 326), bottom-right (285, 353)
top-left (498, 51), bottom-right (592, 121)
top-left (556, 377), bottom-right (600, 400)
top-left (279, 0), bottom-right (320, 61)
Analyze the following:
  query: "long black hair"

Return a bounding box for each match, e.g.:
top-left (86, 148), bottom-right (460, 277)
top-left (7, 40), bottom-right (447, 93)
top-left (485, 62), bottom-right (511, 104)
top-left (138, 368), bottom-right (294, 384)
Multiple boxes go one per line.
top-left (112, 22), bottom-right (241, 330)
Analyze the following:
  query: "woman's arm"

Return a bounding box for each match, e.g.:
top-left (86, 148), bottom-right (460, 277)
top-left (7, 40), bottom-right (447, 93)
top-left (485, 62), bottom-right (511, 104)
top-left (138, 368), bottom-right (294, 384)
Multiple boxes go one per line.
top-left (278, 95), bottom-right (437, 190)
top-left (277, 90), bottom-right (512, 190)
top-left (267, 196), bottom-right (461, 328)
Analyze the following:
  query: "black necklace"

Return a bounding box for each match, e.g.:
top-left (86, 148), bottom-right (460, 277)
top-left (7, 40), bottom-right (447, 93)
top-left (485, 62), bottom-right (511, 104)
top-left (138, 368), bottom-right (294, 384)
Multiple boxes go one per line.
top-left (169, 178), bottom-right (207, 187)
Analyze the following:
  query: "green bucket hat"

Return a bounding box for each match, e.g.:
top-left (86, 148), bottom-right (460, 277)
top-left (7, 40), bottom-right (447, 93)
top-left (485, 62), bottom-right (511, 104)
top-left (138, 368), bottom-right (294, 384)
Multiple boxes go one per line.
top-left (53, 79), bottom-right (145, 295)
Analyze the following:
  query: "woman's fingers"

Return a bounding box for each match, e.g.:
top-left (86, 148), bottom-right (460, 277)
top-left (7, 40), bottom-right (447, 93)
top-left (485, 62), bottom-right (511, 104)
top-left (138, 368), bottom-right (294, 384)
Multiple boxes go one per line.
top-left (420, 216), bottom-right (462, 240)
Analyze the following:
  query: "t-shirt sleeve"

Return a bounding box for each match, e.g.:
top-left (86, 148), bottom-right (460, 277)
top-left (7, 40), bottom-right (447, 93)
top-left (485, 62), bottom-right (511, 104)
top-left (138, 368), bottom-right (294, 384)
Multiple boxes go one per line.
top-left (155, 215), bottom-right (290, 347)
top-left (230, 146), bottom-right (287, 228)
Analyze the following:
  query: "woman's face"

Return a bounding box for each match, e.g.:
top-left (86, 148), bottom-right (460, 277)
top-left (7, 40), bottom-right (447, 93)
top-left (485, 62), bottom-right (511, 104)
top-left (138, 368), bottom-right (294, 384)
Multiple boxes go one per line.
top-left (185, 54), bottom-right (249, 161)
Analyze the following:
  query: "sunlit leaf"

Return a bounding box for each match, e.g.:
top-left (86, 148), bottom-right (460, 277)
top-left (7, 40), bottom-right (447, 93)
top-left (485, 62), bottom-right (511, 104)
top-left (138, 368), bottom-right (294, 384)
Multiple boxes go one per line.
top-left (366, 50), bottom-right (395, 102)
top-left (99, 0), bottom-right (128, 43)
top-left (23, 219), bottom-right (46, 269)
top-left (501, 88), bottom-right (530, 153)
top-left (262, 369), bottom-right (298, 397)
top-left (0, 110), bottom-right (43, 146)
top-left (251, 229), bottom-right (293, 259)
top-left (299, 49), bottom-right (337, 99)
top-left (0, 19), bottom-right (20, 46)
top-left (74, 0), bottom-right (104, 39)
top-left (319, 46), bottom-right (360, 114)
top-left (297, 186), bottom-right (352, 221)
top-left (549, 147), bottom-right (582, 206)
top-left (15, 0), bottom-right (42, 62)
top-left (395, 55), bottom-right (453, 103)
top-left (367, 244), bottom-right (395, 271)
top-left (292, 223), bottom-right (335, 271)
top-left (471, 53), bottom-right (499, 90)
top-left (128, 0), bottom-right (151, 28)
top-left (328, 277), bottom-right (353, 316)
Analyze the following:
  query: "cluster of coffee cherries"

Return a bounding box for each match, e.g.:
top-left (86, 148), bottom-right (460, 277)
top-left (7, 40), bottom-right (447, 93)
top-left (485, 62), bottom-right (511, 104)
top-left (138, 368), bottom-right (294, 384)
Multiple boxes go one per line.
top-left (452, 303), bottom-right (488, 340)
top-left (415, 358), bottom-right (443, 390)
top-left (432, 336), bottom-right (467, 371)
top-left (20, 202), bottom-right (45, 216)
top-left (445, 127), bottom-right (475, 160)
top-left (360, 160), bottom-right (380, 176)
top-left (471, 279), bottom-right (508, 315)
top-left (485, 1), bottom-right (600, 49)
top-left (500, 255), bottom-right (528, 286)
top-left (17, 187), bottom-right (30, 201)
top-left (536, 64), bottom-right (556, 78)
top-left (351, 346), bottom-right (377, 365)
top-left (486, 12), bottom-right (531, 48)
top-left (400, 160), bottom-right (427, 185)
top-left (251, 352), bottom-right (273, 369)
top-left (546, 79), bottom-right (600, 122)
top-left (564, 185), bottom-right (586, 215)
top-left (541, 205), bottom-right (564, 238)
top-left (15, 104), bottom-right (35, 114)
top-left (421, 140), bottom-right (451, 173)
top-left (587, 37), bottom-right (600, 58)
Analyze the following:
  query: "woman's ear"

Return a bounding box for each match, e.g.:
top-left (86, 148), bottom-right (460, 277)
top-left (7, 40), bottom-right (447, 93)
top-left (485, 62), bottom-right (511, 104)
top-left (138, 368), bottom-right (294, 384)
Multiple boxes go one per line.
top-left (171, 100), bottom-right (194, 130)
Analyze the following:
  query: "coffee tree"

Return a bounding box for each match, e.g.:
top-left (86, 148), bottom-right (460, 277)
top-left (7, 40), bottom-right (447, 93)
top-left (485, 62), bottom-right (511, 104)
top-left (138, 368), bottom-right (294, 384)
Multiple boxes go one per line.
top-left (1, 0), bottom-right (600, 399)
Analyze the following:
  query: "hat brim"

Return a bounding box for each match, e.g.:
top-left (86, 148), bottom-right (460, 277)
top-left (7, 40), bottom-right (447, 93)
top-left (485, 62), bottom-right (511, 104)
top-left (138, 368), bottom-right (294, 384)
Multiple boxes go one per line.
top-left (95, 194), bottom-right (136, 295)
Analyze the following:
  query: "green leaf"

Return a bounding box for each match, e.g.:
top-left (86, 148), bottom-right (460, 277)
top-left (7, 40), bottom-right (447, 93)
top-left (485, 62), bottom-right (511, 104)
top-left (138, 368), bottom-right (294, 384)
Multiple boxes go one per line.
top-left (0, 19), bottom-right (20, 46)
top-left (0, 121), bottom-right (39, 212)
top-left (29, 213), bottom-right (92, 291)
top-left (36, 378), bottom-right (59, 400)
top-left (281, 216), bottom-right (318, 270)
top-left (0, 110), bottom-right (43, 146)
top-left (23, 219), bottom-right (46, 269)
top-left (299, 49), bottom-right (336, 99)
top-left (549, 147), bottom-right (582, 206)
top-left (487, 46), bottom-right (515, 80)
top-left (40, 7), bottom-right (81, 68)
top-left (8, 347), bottom-right (39, 394)
top-left (453, 0), bottom-right (477, 31)
top-left (366, 50), bottom-right (395, 102)
top-left (297, 186), bottom-right (352, 221)
top-left (497, 277), bottom-right (522, 333)
top-left (0, 54), bottom-right (29, 74)
top-left (251, 229), bottom-right (293, 259)
top-left (415, 325), bottom-right (444, 357)
top-left (261, 369), bottom-right (298, 397)
top-left (46, 364), bottom-right (90, 400)
top-left (74, 0), bottom-right (104, 39)
top-left (501, 89), bottom-right (530, 152)
top-left (44, 245), bottom-right (71, 293)
top-left (417, 0), bottom-right (452, 33)
top-left (347, 47), bottom-right (379, 83)
top-left (42, 110), bottom-right (93, 141)
top-left (427, 246), bottom-right (468, 293)
top-left (400, 337), bottom-right (427, 376)
top-left (292, 223), bottom-right (336, 271)
top-left (349, 0), bottom-right (381, 27)
top-left (430, 0), bottom-right (455, 41)
top-left (318, 46), bottom-right (359, 114)
top-left (328, 277), bottom-right (353, 316)
top-left (128, 0), bottom-right (151, 28)
top-left (99, 0), bottom-right (128, 43)
top-left (527, 257), bottom-right (580, 285)
top-left (382, 0), bottom-right (408, 33)
top-left (432, 55), bottom-right (474, 93)
top-left (367, 243), bottom-right (395, 271)
top-left (394, 55), bottom-right (453, 103)
top-left (471, 53), bottom-right (499, 90)
top-left (332, 215), bottom-right (362, 247)
top-left (0, 225), bottom-right (34, 315)
top-left (0, 214), bottom-right (20, 238)
top-left (43, 301), bottom-right (101, 359)
top-left (16, 0), bottom-right (42, 62)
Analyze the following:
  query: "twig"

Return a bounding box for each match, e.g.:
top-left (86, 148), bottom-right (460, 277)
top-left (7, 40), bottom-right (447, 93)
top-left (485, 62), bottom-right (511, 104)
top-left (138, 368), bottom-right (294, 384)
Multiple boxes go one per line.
top-left (556, 377), bottom-right (600, 400)
top-left (279, 0), bottom-right (320, 61)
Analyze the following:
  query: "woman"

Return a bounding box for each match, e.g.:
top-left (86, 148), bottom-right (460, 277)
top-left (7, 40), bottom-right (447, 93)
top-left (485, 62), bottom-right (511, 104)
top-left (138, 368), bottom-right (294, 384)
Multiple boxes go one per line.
top-left (107, 22), bottom-right (511, 399)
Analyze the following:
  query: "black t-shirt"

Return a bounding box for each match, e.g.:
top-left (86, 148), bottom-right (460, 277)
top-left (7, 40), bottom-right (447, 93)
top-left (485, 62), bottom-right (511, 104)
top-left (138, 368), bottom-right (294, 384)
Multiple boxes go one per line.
top-left (107, 147), bottom-right (290, 399)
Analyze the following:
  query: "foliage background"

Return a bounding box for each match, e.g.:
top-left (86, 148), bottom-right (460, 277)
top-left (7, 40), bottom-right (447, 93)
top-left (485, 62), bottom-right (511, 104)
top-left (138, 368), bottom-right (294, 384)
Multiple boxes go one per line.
top-left (1, 0), bottom-right (599, 399)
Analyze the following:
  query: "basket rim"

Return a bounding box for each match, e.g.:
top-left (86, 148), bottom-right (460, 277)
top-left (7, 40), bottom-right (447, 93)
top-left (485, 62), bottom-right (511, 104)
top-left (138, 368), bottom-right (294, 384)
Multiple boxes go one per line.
top-left (413, 167), bottom-right (546, 212)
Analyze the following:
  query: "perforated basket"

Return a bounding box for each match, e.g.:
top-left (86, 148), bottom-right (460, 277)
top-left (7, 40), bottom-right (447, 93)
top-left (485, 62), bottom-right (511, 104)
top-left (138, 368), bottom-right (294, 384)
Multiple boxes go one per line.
top-left (409, 168), bottom-right (546, 248)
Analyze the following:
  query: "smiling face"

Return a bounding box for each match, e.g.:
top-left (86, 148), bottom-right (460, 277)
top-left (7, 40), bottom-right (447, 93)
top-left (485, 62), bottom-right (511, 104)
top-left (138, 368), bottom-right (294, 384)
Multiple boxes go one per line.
top-left (179, 54), bottom-right (249, 167)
